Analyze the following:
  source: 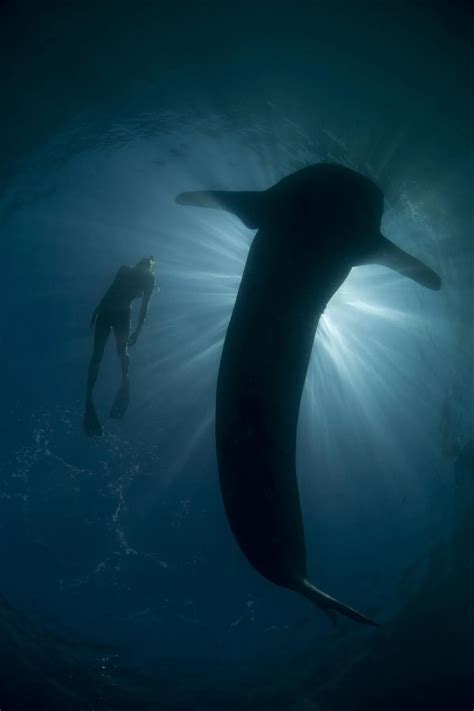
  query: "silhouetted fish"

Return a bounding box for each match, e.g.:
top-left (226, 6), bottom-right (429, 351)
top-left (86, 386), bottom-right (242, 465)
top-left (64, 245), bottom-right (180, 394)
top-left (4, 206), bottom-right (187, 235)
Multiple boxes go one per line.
top-left (177, 164), bottom-right (441, 625)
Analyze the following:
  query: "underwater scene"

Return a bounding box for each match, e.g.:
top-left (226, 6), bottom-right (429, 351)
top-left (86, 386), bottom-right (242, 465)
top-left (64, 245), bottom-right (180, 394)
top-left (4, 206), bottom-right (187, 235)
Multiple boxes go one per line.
top-left (1, 1), bottom-right (473, 709)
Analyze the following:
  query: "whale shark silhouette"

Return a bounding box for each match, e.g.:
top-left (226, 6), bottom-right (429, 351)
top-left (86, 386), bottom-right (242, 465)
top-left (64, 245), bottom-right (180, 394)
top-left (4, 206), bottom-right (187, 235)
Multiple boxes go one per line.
top-left (177, 163), bottom-right (441, 626)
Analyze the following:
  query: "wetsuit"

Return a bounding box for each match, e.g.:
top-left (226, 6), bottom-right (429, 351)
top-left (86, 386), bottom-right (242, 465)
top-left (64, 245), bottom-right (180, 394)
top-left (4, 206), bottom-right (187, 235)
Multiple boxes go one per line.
top-left (92, 265), bottom-right (154, 348)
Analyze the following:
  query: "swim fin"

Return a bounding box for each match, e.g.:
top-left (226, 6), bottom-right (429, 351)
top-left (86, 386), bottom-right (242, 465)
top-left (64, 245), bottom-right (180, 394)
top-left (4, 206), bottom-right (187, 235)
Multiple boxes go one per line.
top-left (84, 400), bottom-right (103, 437)
top-left (110, 382), bottom-right (130, 419)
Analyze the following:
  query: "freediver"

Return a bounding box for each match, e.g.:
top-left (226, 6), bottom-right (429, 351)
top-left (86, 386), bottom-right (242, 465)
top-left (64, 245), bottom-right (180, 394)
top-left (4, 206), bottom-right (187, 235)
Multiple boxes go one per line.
top-left (84, 256), bottom-right (156, 437)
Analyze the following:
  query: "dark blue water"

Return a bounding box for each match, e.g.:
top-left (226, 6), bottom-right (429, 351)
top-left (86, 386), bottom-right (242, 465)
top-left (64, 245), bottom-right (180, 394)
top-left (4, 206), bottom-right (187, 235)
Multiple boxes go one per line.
top-left (1, 2), bottom-right (473, 709)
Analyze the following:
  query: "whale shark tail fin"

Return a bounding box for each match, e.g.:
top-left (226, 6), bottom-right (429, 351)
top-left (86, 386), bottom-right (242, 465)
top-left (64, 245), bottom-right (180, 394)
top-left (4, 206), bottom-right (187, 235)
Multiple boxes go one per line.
top-left (301, 578), bottom-right (380, 627)
top-left (365, 235), bottom-right (442, 291)
top-left (176, 190), bottom-right (265, 229)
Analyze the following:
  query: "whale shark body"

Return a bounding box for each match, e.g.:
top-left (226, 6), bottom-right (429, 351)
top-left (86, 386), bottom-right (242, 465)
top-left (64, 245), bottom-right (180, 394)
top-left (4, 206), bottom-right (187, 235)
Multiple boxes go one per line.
top-left (177, 163), bottom-right (441, 626)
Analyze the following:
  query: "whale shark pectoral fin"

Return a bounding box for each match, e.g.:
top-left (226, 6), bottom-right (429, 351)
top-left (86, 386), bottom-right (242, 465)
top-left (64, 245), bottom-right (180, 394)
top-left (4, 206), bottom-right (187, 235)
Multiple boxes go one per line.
top-left (176, 191), bottom-right (221, 208)
top-left (176, 190), bottom-right (264, 229)
top-left (365, 235), bottom-right (442, 290)
top-left (301, 579), bottom-right (381, 628)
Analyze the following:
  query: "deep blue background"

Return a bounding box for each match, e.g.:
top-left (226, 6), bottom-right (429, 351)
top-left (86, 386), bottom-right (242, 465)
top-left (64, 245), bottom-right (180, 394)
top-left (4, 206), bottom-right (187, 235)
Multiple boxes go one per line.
top-left (1, 1), bottom-right (472, 707)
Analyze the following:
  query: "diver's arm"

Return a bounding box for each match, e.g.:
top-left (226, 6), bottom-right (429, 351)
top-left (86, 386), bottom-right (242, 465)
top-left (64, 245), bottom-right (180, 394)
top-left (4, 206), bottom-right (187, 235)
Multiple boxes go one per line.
top-left (129, 279), bottom-right (154, 346)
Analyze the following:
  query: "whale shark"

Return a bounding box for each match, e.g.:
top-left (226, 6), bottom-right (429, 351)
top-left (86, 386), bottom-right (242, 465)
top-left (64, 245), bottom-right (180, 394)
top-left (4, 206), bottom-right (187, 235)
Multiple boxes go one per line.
top-left (177, 163), bottom-right (441, 626)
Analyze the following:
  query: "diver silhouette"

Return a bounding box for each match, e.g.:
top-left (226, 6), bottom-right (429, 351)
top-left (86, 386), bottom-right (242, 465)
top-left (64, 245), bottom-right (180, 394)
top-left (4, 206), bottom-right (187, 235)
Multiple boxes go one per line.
top-left (84, 257), bottom-right (156, 437)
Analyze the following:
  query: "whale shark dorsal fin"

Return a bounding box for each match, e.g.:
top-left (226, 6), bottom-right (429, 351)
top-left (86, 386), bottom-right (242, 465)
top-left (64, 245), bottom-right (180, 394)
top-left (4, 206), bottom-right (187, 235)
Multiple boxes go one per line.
top-left (366, 236), bottom-right (442, 290)
top-left (176, 190), bottom-right (265, 229)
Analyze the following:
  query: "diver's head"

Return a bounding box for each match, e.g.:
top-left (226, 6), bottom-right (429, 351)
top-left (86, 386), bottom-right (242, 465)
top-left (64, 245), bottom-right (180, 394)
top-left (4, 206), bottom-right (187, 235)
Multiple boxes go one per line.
top-left (135, 256), bottom-right (156, 274)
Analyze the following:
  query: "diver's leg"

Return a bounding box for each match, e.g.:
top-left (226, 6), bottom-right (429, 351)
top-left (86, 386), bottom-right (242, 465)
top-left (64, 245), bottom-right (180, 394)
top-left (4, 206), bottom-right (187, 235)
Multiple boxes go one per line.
top-left (84, 318), bottom-right (110, 436)
top-left (116, 332), bottom-right (130, 387)
top-left (87, 318), bottom-right (110, 398)
top-left (110, 316), bottom-right (130, 419)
